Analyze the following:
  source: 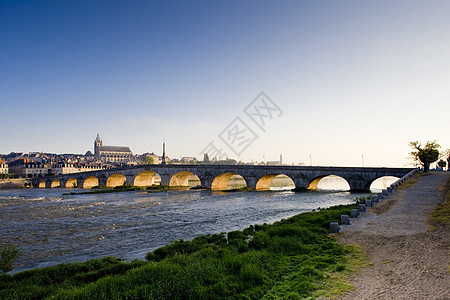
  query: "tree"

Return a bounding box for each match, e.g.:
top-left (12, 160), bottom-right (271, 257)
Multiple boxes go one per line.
top-left (144, 156), bottom-right (154, 165)
top-left (409, 140), bottom-right (440, 172)
top-left (0, 245), bottom-right (21, 274)
top-left (437, 159), bottom-right (446, 170)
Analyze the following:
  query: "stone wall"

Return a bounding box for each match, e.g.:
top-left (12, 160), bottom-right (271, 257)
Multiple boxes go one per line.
top-left (0, 178), bottom-right (30, 189)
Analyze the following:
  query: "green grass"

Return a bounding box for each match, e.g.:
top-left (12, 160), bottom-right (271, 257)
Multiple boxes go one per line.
top-left (0, 203), bottom-right (366, 299)
top-left (63, 184), bottom-right (146, 195)
top-left (428, 176), bottom-right (450, 230)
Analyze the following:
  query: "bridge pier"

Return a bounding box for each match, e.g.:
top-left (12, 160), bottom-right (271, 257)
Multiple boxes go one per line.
top-left (98, 177), bottom-right (107, 187)
top-left (159, 173), bottom-right (172, 186)
top-left (77, 178), bottom-right (84, 188)
top-left (293, 176), bottom-right (310, 191)
top-left (243, 175), bottom-right (257, 189)
top-left (59, 179), bottom-right (67, 188)
top-left (125, 175), bottom-right (135, 186)
top-left (347, 178), bottom-right (370, 192)
top-left (198, 173), bottom-right (214, 189)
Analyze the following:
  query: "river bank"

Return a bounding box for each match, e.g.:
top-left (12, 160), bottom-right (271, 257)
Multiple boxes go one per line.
top-left (0, 186), bottom-right (362, 273)
top-left (0, 179), bottom-right (29, 189)
top-left (336, 171), bottom-right (449, 299)
top-left (0, 200), bottom-right (365, 299)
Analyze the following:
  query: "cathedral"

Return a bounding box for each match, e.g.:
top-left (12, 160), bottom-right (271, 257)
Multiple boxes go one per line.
top-left (94, 134), bottom-right (133, 163)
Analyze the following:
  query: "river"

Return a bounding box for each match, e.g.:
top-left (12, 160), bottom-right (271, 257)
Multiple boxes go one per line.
top-left (0, 176), bottom-right (393, 273)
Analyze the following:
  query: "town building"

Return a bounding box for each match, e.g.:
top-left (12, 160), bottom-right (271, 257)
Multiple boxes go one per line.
top-left (9, 160), bottom-right (49, 178)
top-left (181, 157), bottom-right (197, 163)
top-left (50, 163), bottom-right (103, 175)
top-left (0, 158), bottom-right (8, 175)
top-left (94, 134), bottom-right (134, 164)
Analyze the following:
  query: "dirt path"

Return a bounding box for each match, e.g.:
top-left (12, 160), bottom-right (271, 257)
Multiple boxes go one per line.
top-left (336, 172), bottom-right (449, 300)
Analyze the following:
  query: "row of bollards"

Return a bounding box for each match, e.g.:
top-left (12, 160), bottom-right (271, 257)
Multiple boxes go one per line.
top-left (329, 168), bottom-right (420, 233)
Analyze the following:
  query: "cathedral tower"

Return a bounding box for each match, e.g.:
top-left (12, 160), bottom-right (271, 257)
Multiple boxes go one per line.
top-left (94, 134), bottom-right (103, 156)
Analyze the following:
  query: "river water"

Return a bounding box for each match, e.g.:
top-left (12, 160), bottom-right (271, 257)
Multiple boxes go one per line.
top-left (0, 177), bottom-right (392, 273)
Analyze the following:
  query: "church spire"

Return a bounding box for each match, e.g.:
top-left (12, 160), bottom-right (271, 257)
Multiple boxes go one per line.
top-left (94, 134), bottom-right (103, 156)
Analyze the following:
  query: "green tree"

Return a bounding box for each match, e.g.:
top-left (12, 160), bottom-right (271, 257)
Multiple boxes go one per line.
top-left (0, 245), bottom-right (21, 274)
top-left (437, 159), bottom-right (446, 169)
top-left (144, 156), bottom-right (154, 165)
top-left (409, 140), bottom-right (440, 172)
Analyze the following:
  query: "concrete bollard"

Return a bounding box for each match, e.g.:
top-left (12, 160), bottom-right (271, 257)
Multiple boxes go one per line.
top-left (359, 204), bottom-right (366, 212)
top-left (372, 195), bottom-right (379, 204)
top-left (351, 209), bottom-right (360, 218)
top-left (365, 199), bottom-right (372, 207)
top-left (330, 222), bottom-right (341, 233)
top-left (341, 215), bottom-right (351, 225)
top-left (387, 186), bottom-right (393, 193)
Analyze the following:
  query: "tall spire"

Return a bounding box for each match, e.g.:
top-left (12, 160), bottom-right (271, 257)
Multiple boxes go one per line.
top-left (161, 141), bottom-right (167, 165)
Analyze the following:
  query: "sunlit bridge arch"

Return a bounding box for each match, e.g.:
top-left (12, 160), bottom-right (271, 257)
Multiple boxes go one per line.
top-left (39, 181), bottom-right (46, 188)
top-left (308, 175), bottom-right (350, 191)
top-left (169, 171), bottom-right (201, 188)
top-left (256, 174), bottom-right (295, 191)
top-left (106, 173), bottom-right (126, 188)
top-left (134, 171), bottom-right (158, 187)
top-left (369, 176), bottom-right (400, 192)
top-left (83, 176), bottom-right (99, 189)
top-left (51, 179), bottom-right (60, 188)
top-left (211, 172), bottom-right (247, 190)
top-left (65, 178), bottom-right (77, 188)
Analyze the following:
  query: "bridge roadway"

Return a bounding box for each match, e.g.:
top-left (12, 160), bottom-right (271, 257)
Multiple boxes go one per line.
top-left (31, 164), bottom-right (415, 192)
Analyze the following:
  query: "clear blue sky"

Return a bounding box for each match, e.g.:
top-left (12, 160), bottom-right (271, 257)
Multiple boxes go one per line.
top-left (1, 0), bottom-right (449, 167)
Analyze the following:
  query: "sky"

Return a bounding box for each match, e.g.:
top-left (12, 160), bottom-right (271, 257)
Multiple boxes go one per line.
top-left (1, 0), bottom-right (449, 167)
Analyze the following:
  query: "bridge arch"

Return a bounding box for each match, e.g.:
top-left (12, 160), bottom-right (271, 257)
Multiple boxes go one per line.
top-left (51, 179), bottom-right (60, 188)
top-left (211, 172), bottom-right (247, 190)
top-left (169, 171), bottom-right (201, 188)
top-left (134, 171), bottom-right (158, 187)
top-left (308, 175), bottom-right (350, 191)
top-left (106, 173), bottom-right (126, 188)
top-left (38, 180), bottom-right (46, 188)
top-left (65, 178), bottom-right (77, 188)
top-left (256, 174), bottom-right (295, 191)
top-left (83, 176), bottom-right (99, 189)
top-left (368, 176), bottom-right (400, 192)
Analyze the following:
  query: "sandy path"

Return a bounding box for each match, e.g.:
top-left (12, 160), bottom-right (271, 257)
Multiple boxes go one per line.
top-left (336, 172), bottom-right (449, 300)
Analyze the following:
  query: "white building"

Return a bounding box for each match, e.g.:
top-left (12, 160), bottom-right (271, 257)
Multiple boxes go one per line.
top-left (0, 163), bottom-right (8, 175)
top-left (9, 162), bottom-right (49, 178)
top-left (50, 163), bottom-right (103, 175)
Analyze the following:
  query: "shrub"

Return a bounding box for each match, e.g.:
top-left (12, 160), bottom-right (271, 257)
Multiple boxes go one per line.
top-left (248, 232), bottom-right (270, 250)
top-left (0, 245), bottom-right (21, 274)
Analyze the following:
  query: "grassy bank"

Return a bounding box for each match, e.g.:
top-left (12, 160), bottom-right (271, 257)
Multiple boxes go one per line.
top-left (428, 174), bottom-right (450, 230)
top-left (0, 202), bottom-right (367, 299)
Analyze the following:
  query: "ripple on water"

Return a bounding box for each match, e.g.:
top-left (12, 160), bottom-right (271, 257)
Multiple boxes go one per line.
top-left (1, 188), bottom-right (368, 273)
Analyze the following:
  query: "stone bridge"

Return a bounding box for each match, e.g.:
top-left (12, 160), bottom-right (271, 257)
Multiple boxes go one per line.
top-left (31, 165), bottom-right (415, 192)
